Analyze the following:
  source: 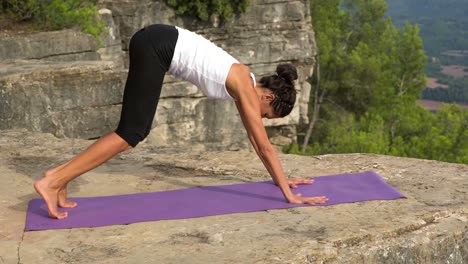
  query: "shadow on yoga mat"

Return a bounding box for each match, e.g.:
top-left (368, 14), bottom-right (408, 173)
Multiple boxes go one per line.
top-left (25, 171), bottom-right (405, 231)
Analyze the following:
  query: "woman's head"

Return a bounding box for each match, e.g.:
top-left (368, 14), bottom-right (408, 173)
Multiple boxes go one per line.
top-left (259, 64), bottom-right (298, 118)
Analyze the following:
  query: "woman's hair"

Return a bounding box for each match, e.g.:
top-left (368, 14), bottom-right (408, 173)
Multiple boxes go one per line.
top-left (259, 63), bottom-right (298, 117)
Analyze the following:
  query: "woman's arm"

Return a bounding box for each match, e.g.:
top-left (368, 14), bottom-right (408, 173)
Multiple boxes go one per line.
top-left (227, 64), bottom-right (328, 205)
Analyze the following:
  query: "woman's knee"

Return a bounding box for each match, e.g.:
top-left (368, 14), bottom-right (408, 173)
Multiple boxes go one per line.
top-left (114, 129), bottom-right (144, 148)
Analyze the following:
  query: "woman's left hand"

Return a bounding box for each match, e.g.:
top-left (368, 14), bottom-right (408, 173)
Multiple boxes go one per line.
top-left (287, 178), bottom-right (314, 189)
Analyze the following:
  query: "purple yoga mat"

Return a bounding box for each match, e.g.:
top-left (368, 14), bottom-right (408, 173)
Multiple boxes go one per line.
top-left (25, 171), bottom-right (405, 231)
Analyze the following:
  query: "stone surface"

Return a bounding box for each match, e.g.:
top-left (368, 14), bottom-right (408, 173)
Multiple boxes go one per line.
top-left (0, 60), bottom-right (127, 139)
top-left (0, 30), bottom-right (100, 61)
top-left (147, 97), bottom-right (250, 150)
top-left (97, 8), bottom-right (125, 68)
top-left (0, 130), bottom-right (466, 263)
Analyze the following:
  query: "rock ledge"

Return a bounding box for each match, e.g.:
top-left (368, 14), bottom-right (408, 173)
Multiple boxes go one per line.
top-left (0, 130), bottom-right (466, 263)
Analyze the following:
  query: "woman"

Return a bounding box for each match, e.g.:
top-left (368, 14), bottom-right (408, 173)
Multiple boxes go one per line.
top-left (34, 24), bottom-right (329, 219)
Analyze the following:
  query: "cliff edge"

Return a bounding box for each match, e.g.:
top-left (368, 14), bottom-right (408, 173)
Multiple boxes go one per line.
top-left (0, 130), bottom-right (466, 263)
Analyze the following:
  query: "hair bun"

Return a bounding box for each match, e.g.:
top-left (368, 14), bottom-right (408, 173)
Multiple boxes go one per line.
top-left (276, 63), bottom-right (298, 83)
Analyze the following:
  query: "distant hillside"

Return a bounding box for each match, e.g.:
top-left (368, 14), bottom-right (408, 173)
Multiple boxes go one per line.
top-left (386, 0), bottom-right (468, 104)
top-left (386, 0), bottom-right (468, 55)
top-left (387, 0), bottom-right (467, 20)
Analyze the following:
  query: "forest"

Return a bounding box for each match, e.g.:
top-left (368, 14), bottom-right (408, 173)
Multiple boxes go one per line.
top-left (386, 0), bottom-right (468, 104)
top-left (287, 0), bottom-right (467, 164)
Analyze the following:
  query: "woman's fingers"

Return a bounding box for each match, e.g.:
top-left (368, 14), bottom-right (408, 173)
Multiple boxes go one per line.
top-left (285, 179), bottom-right (328, 204)
top-left (287, 178), bottom-right (314, 188)
top-left (288, 194), bottom-right (328, 205)
top-left (303, 196), bottom-right (328, 205)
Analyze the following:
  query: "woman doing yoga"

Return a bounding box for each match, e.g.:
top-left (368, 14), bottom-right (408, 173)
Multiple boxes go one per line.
top-left (34, 24), bottom-right (329, 219)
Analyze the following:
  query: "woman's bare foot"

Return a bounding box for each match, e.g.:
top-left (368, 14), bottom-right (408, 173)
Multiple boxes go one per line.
top-left (44, 167), bottom-right (78, 208)
top-left (58, 188), bottom-right (77, 208)
top-left (33, 178), bottom-right (68, 219)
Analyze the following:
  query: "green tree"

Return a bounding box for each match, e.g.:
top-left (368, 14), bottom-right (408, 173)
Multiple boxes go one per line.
top-left (306, 0), bottom-right (405, 147)
top-left (1, 0), bottom-right (103, 39)
top-left (302, 0), bottom-right (347, 152)
top-left (166, 0), bottom-right (248, 22)
top-left (291, 0), bottom-right (468, 165)
top-left (429, 104), bottom-right (468, 163)
top-left (377, 22), bottom-right (427, 150)
top-left (323, 112), bottom-right (390, 154)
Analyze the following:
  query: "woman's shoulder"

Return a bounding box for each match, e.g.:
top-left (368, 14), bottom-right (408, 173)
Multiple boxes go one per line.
top-left (230, 63), bottom-right (251, 75)
top-left (226, 64), bottom-right (256, 100)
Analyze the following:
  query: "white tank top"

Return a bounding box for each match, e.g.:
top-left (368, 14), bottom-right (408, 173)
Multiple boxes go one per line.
top-left (168, 27), bottom-right (256, 100)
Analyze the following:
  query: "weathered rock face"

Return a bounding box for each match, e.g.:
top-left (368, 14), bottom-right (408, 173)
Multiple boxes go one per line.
top-left (0, 30), bottom-right (99, 61)
top-left (0, 60), bottom-right (126, 139)
top-left (0, 0), bottom-right (315, 149)
top-left (102, 0), bottom-right (317, 148)
top-left (99, 0), bottom-right (316, 130)
top-left (0, 130), bottom-right (466, 263)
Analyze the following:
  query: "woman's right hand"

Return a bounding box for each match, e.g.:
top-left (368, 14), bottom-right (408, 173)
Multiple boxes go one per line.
top-left (287, 193), bottom-right (329, 205)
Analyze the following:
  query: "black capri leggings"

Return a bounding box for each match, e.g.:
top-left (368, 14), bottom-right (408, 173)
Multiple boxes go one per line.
top-left (115, 24), bottom-right (178, 147)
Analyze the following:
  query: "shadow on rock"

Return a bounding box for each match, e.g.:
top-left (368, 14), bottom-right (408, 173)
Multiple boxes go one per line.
top-left (144, 163), bottom-right (251, 189)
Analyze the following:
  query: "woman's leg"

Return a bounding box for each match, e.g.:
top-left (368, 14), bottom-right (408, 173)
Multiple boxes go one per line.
top-left (43, 136), bottom-right (128, 209)
top-left (44, 160), bottom-right (77, 208)
top-left (34, 25), bottom-right (177, 219)
top-left (34, 132), bottom-right (131, 219)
